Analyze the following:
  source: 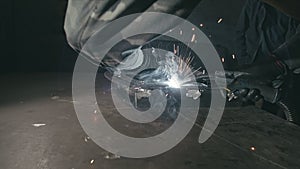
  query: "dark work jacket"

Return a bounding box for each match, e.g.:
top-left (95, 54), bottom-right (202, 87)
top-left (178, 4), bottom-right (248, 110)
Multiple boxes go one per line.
top-left (235, 0), bottom-right (299, 65)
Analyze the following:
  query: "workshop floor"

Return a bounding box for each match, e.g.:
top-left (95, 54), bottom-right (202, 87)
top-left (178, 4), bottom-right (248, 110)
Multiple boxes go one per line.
top-left (0, 73), bottom-right (300, 169)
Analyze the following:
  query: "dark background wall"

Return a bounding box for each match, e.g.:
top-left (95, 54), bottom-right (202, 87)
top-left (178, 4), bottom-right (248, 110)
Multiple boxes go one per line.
top-left (0, 0), bottom-right (77, 72)
top-left (0, 0), bottom-right (245, 73)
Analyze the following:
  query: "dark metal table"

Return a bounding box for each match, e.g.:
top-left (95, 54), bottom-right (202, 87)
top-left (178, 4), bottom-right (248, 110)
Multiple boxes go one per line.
top-left (0, 73), bottom-right (299, 169)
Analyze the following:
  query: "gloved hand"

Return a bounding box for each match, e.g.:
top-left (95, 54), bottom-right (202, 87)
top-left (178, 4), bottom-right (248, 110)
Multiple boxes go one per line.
top-left (227, 88), bottom-right (264, 106)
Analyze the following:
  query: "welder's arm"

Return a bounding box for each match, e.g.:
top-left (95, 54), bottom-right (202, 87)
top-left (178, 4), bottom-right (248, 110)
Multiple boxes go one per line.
top-left (64, 0), bottom-right (201, 68)
top-left (261, 0), bottom-right (300, 20)
top-left (64, 0), bottom-right (134, 52)
top-left (64, 0), bottom-right (200, 52)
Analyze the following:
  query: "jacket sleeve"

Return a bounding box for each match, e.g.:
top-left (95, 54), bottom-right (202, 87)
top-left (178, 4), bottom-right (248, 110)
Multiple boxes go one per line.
top-left (64, 0), bottom-right (134, 51)
top-left (64, 0), bottom-right (201, 66)
top-left (64, 0), bottom-right (96, 51)
top-left (64, 0), bottom-right (201, 52)
top-left (261, 0), bottom-right (300, 20)
top-left (235, 1), bottom-right (250, 65)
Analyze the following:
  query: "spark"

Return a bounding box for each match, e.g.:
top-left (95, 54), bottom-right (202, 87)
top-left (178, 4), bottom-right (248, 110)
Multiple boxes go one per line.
top-left (84, 136), bottom-right (90, 142)
top-left (250, 146), bottom-right (256, 151)
top-left (90, 159), bottom-right (95, 164)
top-left (178, 54), bottom-right (194, 76)
top-left (147, 48), bottom-right (203, 90)
top-left (200, 23), bottom-right (204, 27)
top-left (221, 57), bottom-right (225, 63)
top-left (232, 54), bottom-right (236, 59)
top-left (163, 53), bottom-right (199, 88)
top-left (217, 18), bottom-right (223, 24)
top-left (191, 34), bottom-right (196, 42)
top-left (192, 27), bottom-right (195, 31)
top-left (32, 123), bottom-right (46, 127)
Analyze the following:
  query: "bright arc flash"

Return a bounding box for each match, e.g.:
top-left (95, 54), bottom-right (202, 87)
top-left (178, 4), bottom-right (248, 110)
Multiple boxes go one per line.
top-left (166, 76), bottom-right (181, 88)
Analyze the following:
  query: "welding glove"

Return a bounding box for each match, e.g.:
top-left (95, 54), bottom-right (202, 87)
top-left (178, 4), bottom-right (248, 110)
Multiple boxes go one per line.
top-left (228, 88), bottom-right (264, 106)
